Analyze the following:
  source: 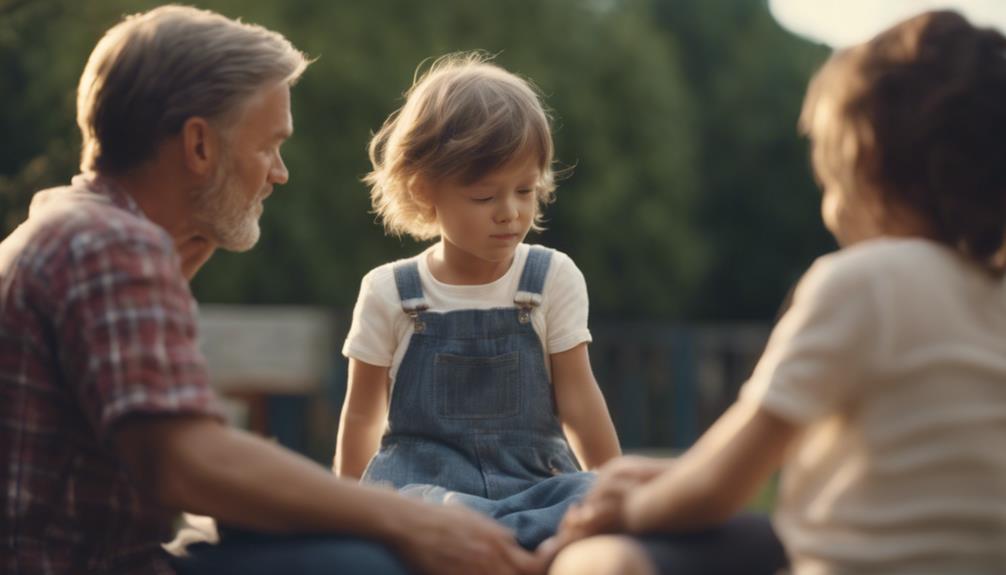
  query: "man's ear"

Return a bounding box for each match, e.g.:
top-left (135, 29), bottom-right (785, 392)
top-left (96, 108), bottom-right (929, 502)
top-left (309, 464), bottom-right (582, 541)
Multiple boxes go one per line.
top-left (181, 117), bottom-right (219, 177)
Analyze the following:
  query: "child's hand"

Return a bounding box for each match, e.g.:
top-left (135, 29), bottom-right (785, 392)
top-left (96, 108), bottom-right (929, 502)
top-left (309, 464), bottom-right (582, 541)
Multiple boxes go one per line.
top-left (532, 456), bottom-right (676, 570)
top-left (531, 499), bottom-right (626, 573)
top-left (571, 454), bottom-right (675, 533)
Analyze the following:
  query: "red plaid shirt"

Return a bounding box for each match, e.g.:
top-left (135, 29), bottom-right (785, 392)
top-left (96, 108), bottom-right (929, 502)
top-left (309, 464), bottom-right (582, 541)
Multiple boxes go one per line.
top-left (0, 174), bottom-right (221, 574)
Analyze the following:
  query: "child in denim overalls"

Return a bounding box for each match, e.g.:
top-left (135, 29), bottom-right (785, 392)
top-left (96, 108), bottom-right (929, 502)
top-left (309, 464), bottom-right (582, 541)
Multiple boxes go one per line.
top-left (335, 52), bottom-right (621, 550)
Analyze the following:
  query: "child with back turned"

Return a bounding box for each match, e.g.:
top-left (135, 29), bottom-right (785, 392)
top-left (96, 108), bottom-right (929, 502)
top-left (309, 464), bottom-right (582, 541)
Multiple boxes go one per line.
top-left (335, 52), bottom-right (621, 550)
top-left (547, 10), bottom-right (1006, 575)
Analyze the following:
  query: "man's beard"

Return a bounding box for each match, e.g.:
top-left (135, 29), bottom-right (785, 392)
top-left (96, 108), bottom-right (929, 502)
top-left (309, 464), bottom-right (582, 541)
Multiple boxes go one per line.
top-left (191, 152), bottom-right (263, 252)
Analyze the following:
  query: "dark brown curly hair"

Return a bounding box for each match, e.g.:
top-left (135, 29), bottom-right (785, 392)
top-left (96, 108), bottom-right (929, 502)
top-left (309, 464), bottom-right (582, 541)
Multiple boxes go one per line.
top-left (801, 10), bottom-right (1006, 271)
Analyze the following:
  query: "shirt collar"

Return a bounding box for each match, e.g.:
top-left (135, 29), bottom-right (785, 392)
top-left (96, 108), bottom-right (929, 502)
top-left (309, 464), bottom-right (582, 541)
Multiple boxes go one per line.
top-left (67, 172), bottom-right (147, 218)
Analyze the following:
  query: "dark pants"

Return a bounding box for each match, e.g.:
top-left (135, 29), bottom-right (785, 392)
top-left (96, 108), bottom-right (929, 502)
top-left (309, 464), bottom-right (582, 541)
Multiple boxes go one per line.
top-left (637, 513), bottom-right (788, 575)
top-left (170, 529), bottom-right (409, 575)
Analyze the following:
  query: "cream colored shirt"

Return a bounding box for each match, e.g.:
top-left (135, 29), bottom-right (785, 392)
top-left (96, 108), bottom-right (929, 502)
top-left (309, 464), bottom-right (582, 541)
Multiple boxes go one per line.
top-left (741, 238), bottom-right (1006, 574)
top-left (342, 243), bottom-right (592, 387)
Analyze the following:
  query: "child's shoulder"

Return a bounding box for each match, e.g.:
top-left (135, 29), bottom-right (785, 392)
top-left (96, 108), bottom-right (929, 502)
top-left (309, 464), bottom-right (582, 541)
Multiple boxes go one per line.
top-left (364, 249), bottom-right (429, 278)
top-left (807, 237), bottom-right (957, 295)
top-left (819, 237), bottom-right (954, 274)
top-left (357, 249), bottom-right (430, 301)
top-left (521, 243), bottom-right (586, 287)
top-left (523, 243), bottom-right (579, 271)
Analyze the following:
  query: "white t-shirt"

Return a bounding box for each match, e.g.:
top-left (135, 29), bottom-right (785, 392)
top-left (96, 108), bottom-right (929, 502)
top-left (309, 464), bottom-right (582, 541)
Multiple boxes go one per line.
top-left (342, 243), bottom-right (592, 386)
top-left (741, 238), bottom-right (1006, 574)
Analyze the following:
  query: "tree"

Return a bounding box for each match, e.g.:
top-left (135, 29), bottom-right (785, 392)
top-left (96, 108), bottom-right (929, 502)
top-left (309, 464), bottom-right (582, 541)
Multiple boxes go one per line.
top-left (652, 0), bottom-right (833, 320)
top-left (1, 0), bottom-right (829, 322)
top-left (188, 0), bottom-right (706, 315)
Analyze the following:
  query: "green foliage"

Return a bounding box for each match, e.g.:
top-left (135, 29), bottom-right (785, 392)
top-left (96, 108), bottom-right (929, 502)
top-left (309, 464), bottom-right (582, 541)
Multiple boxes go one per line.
top-left (0, 0), bottom-right (832, 320)
top-left (654, 0), bottom-right (833, 319)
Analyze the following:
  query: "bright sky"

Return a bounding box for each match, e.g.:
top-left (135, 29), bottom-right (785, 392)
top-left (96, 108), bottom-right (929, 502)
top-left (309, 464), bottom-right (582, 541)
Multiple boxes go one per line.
top-left (769, 0), bottom-right (1006, 48)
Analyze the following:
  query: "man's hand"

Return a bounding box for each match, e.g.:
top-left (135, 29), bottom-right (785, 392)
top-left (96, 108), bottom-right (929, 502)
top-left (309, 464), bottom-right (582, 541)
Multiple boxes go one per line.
top-left (393, 503), bottom-right (539, 575)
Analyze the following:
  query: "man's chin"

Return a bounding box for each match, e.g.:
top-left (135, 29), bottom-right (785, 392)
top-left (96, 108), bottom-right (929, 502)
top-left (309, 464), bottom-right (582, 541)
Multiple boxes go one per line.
top-left (214, 226), bottom-right (260, 253)
top-left (221, 236), bottom-right (260, 253)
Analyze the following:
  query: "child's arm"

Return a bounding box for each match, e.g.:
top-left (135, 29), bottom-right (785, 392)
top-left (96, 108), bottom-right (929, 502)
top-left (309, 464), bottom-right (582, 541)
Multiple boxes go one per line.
top-left (552, 343), bottom-right (621, 469)
top-left (623, 400), bottom-right (797, 533)
top-left (334, 358), bottom-right (390, 479)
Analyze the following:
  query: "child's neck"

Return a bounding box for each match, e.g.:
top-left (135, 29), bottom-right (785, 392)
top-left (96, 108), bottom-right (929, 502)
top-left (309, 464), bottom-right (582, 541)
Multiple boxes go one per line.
top-left (427, 240), bottom-right (515, 286)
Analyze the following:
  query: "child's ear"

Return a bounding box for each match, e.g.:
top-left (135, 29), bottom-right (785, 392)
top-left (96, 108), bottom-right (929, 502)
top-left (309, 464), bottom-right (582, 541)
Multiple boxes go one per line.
top-left (408, 175), bottom-right (431, 202)
top-left (409, 175), bottom-right (437, 216)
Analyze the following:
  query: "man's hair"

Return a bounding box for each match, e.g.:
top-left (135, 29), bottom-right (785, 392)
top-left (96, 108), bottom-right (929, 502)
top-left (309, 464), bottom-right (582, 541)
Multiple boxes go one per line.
top-left (364, 52), bottom-right (556, 241)
top-left (800, 10), bottom-right (1006, 270)
top-left (77, 5), bottom-right (309, 174)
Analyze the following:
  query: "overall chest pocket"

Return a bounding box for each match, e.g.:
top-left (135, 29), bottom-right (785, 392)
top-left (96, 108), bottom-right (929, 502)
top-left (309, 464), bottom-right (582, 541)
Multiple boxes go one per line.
top-left (435, 351), bottom-right (521, 419)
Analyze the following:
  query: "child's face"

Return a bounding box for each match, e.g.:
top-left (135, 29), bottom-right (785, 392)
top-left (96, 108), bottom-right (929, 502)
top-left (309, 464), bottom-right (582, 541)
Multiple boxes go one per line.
top-left (821, 183), bottom-right (853, 245)
top-left (822, 179), bottom-right (936, 248)
top-left (426, 155), bottom-right (539, 267)
top-left (821, 181), bottom-right (883, 247)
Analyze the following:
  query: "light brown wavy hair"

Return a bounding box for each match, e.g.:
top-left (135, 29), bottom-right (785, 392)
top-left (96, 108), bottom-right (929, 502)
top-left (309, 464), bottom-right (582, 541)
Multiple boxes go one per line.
top-left (364, 52), bottom-right (557, 240)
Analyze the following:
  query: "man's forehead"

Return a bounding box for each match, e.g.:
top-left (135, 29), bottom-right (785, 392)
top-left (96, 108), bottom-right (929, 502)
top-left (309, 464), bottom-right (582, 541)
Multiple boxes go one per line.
top-left (234, 82), bottom-right (293, 137)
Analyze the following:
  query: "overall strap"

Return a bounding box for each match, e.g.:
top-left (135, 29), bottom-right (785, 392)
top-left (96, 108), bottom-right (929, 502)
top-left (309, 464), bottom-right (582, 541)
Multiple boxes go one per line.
top-left (514, 246), bottom-right (553, 323)
top-left (393, 260), bottom-right (429, 331)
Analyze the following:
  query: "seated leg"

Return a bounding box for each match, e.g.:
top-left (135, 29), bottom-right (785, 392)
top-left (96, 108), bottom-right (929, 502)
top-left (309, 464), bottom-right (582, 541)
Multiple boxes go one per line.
top-left (549, 535), bottom-right (657, 575)
top-left (550, 513), bottom-right (787, 575)
top-left (171, 530), bottom-right (409, 575)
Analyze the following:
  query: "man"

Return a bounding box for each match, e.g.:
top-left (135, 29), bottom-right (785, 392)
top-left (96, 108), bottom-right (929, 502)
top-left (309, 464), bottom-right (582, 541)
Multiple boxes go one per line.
top-left (0, 6), bottom-right (536, 575)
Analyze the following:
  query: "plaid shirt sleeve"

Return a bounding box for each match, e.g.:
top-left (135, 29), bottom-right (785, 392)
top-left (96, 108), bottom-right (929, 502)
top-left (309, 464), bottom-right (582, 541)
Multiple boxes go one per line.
top-left (51, 220), bottom-right (221, 437)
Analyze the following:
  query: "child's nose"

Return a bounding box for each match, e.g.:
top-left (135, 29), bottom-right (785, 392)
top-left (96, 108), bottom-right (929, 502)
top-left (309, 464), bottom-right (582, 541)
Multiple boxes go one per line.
top-left (495, 196), bottom-right (519, 223)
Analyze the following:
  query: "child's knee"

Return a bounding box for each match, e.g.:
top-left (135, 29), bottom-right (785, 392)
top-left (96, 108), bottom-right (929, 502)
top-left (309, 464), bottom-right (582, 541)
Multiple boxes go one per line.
top-left (549, 535), bottom-right (657, 575)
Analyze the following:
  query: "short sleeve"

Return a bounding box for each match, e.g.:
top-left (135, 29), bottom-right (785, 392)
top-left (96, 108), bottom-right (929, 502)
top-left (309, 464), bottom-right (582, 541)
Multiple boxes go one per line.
top-left (544, 252), bottom-right (593, 354)
top-left (342, 267), bottom-right (400, 367)
top-left (55, 226), bottom-right (220, 437)
top-left (740, 253), bottom-right (882, 424)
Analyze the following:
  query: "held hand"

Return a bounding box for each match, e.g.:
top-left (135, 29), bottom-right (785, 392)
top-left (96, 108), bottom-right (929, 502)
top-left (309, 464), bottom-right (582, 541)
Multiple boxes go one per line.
top-left (395, 503), bottom-right (539, 575)
top-left (571, 455), bottom-right (674, 533)
top-left (535, 455), bottom-right (676, 568)
top-left (531, 498), bottom-right (625, 574)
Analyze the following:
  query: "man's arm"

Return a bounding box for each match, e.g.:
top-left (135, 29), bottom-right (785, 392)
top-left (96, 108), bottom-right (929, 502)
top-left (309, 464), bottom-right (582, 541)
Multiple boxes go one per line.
top-left (114, 415), bottom-right (538, 575)
top-left (116, 415), bottom-right (396, 535)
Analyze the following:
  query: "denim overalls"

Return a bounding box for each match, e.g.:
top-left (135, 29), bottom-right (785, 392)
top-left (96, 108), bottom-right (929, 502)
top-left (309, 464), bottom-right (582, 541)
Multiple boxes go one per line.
top-left (362, 246), bottom-right (594, 548)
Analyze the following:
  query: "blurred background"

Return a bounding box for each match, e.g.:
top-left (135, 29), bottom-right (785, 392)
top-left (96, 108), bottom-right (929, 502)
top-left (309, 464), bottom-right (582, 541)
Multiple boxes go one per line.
top-left (3, 0), bottom-right (1000, 464)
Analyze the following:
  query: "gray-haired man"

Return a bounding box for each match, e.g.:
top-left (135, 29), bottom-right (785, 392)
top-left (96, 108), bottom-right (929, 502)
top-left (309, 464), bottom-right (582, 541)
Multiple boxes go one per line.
top-left (0, 6), bottom-right (537, 575)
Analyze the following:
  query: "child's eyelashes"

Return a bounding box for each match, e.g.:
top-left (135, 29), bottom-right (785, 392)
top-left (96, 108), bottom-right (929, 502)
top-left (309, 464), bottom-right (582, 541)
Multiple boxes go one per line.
top-left (466, 188), bottom-right (535, 203)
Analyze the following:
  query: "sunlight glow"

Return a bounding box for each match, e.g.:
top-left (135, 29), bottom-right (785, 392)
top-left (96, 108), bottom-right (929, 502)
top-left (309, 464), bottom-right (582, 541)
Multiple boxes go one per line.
top-left (769, 0), bottom-right (1006, 48)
